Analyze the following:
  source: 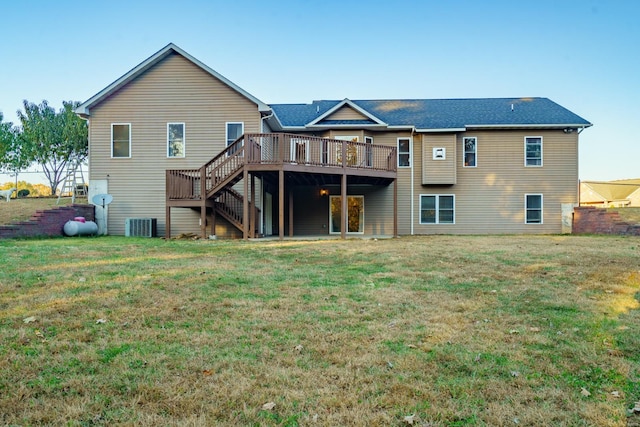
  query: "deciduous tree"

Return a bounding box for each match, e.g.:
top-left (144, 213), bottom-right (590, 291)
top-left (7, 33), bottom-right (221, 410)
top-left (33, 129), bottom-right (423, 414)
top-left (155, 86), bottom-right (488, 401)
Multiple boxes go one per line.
top-left (0, 112), bottom-right (30, 190)
top-left (17, 100), bottom-right (87, 195)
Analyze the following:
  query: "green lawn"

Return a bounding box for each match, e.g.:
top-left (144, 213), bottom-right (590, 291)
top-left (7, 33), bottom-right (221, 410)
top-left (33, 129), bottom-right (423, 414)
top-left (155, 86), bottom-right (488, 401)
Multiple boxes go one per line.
top-left (0, 235), bottom-right (638, 426)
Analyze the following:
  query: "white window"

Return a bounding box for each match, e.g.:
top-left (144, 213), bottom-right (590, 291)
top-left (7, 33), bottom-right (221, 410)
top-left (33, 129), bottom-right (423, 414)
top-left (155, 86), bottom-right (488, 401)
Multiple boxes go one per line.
top-left (525, 137), bottom-right (542, 166)
top-left (420, 195), bottom-right (455, 224)
top-left (167, 123), bottom-right (185, 158)
top-left (525, 194), bottom-right (543, 224)
top-left (111, 123), bottom-right (131, 158)
top-left (463, 137), bottom-right (477, 167)
top-left (398, 138), bottom-right (411, 167)
top-left (226, 122), bottom-right (244, 155)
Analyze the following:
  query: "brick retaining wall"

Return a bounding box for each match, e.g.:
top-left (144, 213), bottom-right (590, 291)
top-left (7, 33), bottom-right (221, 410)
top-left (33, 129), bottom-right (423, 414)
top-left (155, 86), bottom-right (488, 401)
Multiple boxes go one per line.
top-left (0, 205), bottom-right (95, 239)
top-left (573, 207), bottom-right (640, 236)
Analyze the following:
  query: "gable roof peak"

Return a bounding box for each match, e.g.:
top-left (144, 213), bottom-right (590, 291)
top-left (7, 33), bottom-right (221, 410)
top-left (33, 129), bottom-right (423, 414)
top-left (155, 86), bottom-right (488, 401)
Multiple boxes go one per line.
top-left (75, 43), bottom-right (270, 117)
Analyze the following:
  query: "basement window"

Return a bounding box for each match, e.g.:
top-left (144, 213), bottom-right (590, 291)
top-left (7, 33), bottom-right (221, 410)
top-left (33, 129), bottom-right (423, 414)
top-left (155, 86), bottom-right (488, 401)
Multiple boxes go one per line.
top-left (525, 194), bottom-right (543, 224)
top-left (420, 195), bottom-right (455, 224)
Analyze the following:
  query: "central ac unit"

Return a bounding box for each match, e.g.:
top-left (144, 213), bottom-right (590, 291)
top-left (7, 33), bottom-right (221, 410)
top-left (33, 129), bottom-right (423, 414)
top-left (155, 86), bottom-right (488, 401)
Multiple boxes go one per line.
top-left (125, 218), bottom-right (157, 237)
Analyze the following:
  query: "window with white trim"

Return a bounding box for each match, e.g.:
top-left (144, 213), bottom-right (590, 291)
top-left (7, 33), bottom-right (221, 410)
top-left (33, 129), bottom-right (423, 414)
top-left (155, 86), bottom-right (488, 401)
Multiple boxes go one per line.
top-left (167, 123), bottom-right (185, 158)
top-left (525, 194), bottom-right (543, 224)
top-left (111, 123), bottom-right (131, 158)
top-left (463, 137), bottom-right (477, 167)
top-left (525, 137), bottom-right (542, 166)
top-left (398, 138), bottom-right (411, 167)
top-left (420, 195), bottom-right (455, 224)
top-left (226, 122), bottom-right (244, 155)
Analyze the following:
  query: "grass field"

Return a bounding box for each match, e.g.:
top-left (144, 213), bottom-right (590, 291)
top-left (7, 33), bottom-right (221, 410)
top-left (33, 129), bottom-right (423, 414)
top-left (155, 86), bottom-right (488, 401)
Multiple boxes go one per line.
top-left (0, 235), bottom-right (639, 426)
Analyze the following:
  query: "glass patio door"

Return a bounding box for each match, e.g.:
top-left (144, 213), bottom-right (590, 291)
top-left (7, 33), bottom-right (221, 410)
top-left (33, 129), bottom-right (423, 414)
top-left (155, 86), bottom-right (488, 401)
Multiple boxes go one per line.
top-left (329, 196), bottom-right (364, 234)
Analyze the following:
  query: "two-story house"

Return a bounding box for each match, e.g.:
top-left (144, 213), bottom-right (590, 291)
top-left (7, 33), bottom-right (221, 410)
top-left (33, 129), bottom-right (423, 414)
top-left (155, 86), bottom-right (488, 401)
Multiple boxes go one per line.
top-left (76, 43), bottom-right (591, 239)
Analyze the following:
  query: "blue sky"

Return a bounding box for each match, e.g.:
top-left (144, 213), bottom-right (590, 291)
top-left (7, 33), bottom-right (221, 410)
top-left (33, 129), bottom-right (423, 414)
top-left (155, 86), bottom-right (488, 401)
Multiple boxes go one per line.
top-left (1, 0), bottom-right (638, 182)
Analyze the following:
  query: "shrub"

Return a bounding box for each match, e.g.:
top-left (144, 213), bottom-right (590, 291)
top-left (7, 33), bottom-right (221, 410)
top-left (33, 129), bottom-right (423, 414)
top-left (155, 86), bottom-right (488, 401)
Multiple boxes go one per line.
top-left (17, 189), bottom-right (30, 198)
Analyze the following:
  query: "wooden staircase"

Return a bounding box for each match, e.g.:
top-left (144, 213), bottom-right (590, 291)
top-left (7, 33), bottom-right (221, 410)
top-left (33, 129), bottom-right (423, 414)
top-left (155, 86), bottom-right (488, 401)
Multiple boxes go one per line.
top-left (166, 136), bottom-right (259, 238)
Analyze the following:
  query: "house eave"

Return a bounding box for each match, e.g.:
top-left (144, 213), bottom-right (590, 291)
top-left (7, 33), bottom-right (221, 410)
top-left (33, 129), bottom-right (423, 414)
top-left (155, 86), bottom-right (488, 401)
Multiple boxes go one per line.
top-left (465, 123), bottom-right (593, 130)
top-left (416, 127), bottom-right (467, 133)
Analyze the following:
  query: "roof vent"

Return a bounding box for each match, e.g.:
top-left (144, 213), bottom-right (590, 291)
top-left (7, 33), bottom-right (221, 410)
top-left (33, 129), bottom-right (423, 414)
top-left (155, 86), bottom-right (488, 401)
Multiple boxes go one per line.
top-left (511, 103), bottom-right (514, 111)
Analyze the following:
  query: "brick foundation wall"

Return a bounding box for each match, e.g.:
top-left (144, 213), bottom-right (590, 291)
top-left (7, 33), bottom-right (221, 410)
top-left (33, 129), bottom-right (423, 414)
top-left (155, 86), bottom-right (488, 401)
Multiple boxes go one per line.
top-left (573, 207), bottom-right (640, 236)
top-left (0, 204), bottom-right (95, 239)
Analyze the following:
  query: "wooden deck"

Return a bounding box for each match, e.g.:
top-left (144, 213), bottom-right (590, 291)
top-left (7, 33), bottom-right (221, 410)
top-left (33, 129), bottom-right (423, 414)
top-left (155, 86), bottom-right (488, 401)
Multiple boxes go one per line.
top-left (165, 133), bottom-right (397, 239)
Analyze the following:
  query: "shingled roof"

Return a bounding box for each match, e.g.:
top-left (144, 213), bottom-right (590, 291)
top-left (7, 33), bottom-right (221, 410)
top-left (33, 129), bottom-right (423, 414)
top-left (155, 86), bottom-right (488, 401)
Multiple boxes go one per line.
top-left (270, 97), bottom-right (591, 131)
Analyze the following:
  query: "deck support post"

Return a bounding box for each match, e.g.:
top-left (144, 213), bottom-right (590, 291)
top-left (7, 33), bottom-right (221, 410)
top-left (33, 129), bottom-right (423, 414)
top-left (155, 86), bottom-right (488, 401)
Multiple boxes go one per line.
top-left (278, 169), bottom-right (284, 240)
top-left (200, 202), bottom-right (207, 239)
top-left (394, 178), bottom-right (398, 237)
top-left (243, 168), bottom-right (249, 240)
top-left (250, 174), bottom-right (256, 238)
top-left (341, 173), bottom-right (347, 239)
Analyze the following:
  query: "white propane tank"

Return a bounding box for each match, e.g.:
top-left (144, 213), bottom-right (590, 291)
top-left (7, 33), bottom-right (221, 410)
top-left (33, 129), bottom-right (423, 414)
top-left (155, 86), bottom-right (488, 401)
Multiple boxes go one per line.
top-left (64, 220), bottom-right (98, 236)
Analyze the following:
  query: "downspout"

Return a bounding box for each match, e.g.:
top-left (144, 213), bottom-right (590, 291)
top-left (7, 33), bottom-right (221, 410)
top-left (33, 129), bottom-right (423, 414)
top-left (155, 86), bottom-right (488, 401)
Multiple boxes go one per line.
top-left (410, 127), bottom-right (415, 235)
top-left (259, 111), bottom-right (274, 236)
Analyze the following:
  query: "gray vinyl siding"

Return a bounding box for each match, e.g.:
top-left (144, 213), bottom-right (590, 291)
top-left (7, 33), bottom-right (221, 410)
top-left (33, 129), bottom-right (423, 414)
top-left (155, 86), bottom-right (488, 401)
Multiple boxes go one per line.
top-left (88, 52), bottom-right (262, 236)
top-left (412, 129), bottom-right (579, 234)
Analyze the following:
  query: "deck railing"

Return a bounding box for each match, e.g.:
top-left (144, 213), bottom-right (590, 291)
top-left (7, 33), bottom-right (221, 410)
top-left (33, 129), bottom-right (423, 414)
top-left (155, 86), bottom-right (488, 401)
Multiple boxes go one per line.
top-left (167, 133), bottom-right (397, 201)
top-left (244, 133), bottom-right (397, 171)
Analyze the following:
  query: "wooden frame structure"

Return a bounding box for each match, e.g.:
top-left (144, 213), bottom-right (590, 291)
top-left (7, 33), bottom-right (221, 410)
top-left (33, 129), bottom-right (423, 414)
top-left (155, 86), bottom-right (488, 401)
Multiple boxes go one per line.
top-left (166, 133), bottom-right (397, 239)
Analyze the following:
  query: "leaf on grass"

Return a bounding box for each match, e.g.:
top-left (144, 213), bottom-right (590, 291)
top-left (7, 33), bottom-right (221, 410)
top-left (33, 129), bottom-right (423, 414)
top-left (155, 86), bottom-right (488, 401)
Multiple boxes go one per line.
top-left (631, 401), bottom-right (640, 413)
top-left (407, 344), bottom-right (417, 349)
top-left (23, 316), bottom-right (37, 324)
top-left (261, 402), bottom-right (276, 410)
top-left (312, 414), bottom-right (319, 422)
top-left (611, 390), bottom-right (620, 398)
top-left (529, 327), bottom-right (540, 332)
top-left (34, 329), bottom-right (45, 341)
top-left (294, 344), bottom-right (304, 353)
top-left (202, 370), bottom-right (212, 376)
top-left (581, 387), bottom-right (591, 397)
top-left (509, 329), bottom-right (519, 334)
top-left (510, 371), bottom-right (520, 377)
top-left (403, 414), bottom-right (416, 425)
top-left (96, 318), bottom-right (107, 324)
